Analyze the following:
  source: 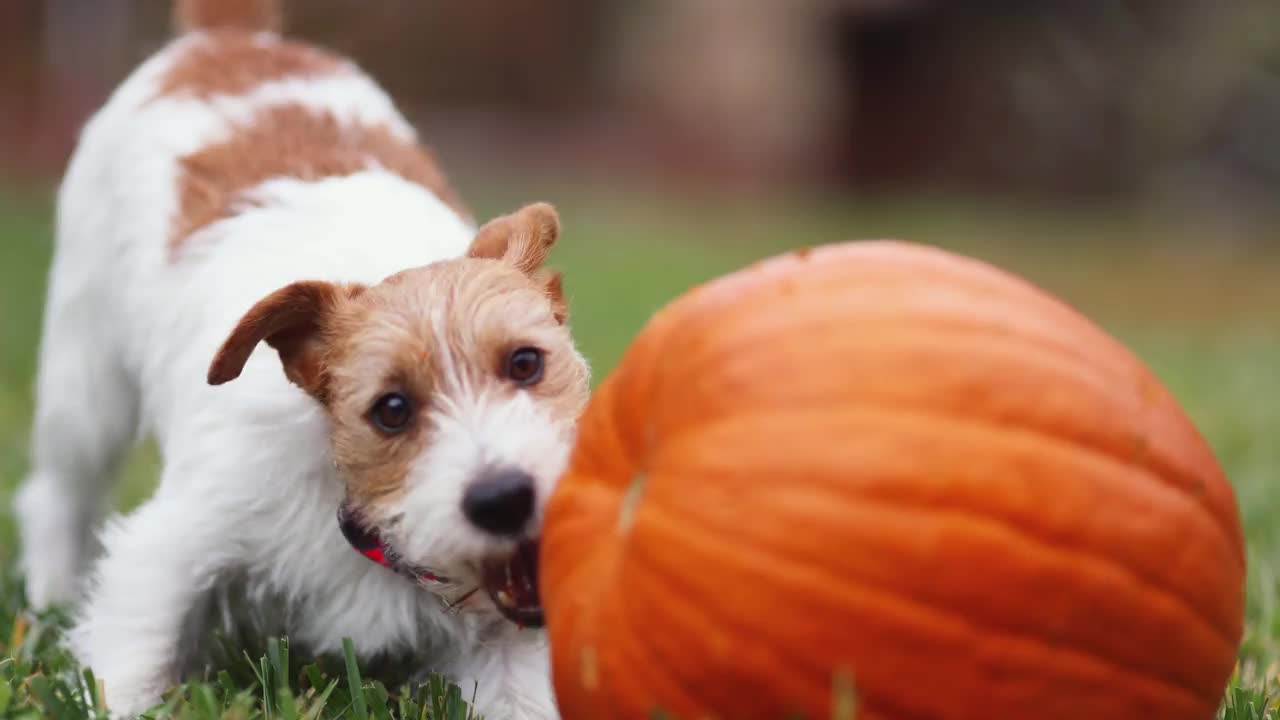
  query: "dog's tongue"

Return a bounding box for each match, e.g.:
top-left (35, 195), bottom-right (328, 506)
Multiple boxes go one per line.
top-left (482, 541), bottom-right (543, 628)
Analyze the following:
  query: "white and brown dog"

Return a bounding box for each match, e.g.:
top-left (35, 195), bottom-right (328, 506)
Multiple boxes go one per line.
top-left (13, 1), bottom-right (589, 717)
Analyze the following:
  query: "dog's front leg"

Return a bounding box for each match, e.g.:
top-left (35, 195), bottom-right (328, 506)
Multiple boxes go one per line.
top-left (446, 635), bottom-right (559, 720)
top-left (68, 488), bottom-right (244, 719)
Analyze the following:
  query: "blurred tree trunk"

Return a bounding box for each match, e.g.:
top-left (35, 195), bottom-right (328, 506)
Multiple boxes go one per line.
top-left (612, 0), bottom-right (852, 184)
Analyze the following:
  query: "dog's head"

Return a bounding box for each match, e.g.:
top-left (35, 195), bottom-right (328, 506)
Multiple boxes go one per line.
top-left (207, 202), bottom-right (590, 627)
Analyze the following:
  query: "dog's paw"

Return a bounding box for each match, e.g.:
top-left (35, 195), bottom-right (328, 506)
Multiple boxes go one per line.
top-left (69, 674), bottom-right (147, 720)
top-left (101, 683), bottom-right (165, 720)
top-left (72, 653), bottom-right (167, 720)
top-left (19, 561), bottom-right (82, 611)
top-left (474, 694), bottom-right (561, 720)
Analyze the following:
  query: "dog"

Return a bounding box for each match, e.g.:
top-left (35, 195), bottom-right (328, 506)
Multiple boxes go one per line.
top-left (13, 1), bottom-right (589, 717)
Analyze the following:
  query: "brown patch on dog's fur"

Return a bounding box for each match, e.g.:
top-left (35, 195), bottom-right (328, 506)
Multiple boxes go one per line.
top-left (174, 0), bottom-right (282, 34)
top-left (323, 303), bottom-right (443, 504)
top-left (208, 207), bottom-right (588, 510)
top-left (172, 104), bottom-right (470, 258)
top-left (156, 31), bottom-right (345, 101)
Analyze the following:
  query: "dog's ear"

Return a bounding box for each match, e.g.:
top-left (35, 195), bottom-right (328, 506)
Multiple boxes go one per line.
top-left (533, 268), bottom-right (568, 325)
top-left (207, 280), bottom-right (364, 401)
top-left (469, 203), bottom-right (568, 324)
top-left (468, 202), bottom-right (559, 275)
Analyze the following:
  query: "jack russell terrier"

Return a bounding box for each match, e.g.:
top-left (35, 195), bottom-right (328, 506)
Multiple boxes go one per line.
top-left (14, 0), bottom-right (589, 717)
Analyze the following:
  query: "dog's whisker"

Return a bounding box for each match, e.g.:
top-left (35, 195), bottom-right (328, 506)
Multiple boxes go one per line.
top-left (445, 587), bottom-right (480, 613)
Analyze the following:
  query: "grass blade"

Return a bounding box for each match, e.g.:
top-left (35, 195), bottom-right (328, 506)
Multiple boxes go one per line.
top-left (342, 638), bottom-right (369, 720)
top-left (302, 679), bottom-right (339, 720)
top-left (366, 681), bottom-right (391, 720)
top-left (268, 636), bottom-right (290, 692)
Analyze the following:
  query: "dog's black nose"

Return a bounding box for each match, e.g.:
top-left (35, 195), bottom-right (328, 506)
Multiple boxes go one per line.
top-left (462, 468), bottom-right (536, 536)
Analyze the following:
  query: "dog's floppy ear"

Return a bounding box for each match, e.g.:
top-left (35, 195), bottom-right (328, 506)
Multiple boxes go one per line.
top-left (207, 280), bottom-right (364, 401)
top-left (468, 202), bottom-right (559, 274)
top-left (468, 202), bottom-right (568, 324)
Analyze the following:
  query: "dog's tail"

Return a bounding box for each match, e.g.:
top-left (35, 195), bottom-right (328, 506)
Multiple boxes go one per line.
top-left (173, 0), bottom-right (282, 35)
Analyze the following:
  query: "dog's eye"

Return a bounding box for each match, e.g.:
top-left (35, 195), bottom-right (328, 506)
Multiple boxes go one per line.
top-left (506, 347), bottom-right (544, 386)
top-left (369, 393), bottom-right (414, 433)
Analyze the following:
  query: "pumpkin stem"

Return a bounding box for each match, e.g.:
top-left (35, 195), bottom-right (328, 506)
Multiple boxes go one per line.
top-left (618, 473), bottom-right (648, 533)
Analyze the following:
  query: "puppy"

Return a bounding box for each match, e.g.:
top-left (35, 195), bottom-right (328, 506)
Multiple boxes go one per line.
top-left (13, 1), bottom-right (589, 717)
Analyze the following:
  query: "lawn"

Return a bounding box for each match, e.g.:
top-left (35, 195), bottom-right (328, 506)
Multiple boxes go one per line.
top-left (0, 181), bottom-right (1278, 718)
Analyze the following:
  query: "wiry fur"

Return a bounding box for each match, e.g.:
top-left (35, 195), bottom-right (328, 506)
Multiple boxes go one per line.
top-left (13, 2), bottom-right (587, 718)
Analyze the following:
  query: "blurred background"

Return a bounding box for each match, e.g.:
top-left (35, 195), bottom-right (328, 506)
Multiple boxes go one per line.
top-left (0, 2), bottom-right (1278, 646)
top-left (4, 1), bottom-right (1280, 220)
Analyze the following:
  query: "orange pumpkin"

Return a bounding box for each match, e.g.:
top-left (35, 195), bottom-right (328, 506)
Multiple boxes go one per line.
top-left (541, 240), bottom-right (1245, 720)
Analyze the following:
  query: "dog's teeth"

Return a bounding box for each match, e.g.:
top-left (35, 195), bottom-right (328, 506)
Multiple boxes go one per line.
top-left (496, 590), bottom-right (516, 608)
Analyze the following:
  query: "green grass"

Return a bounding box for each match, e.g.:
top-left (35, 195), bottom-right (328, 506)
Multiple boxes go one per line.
top-left (1, 183), bottom-right (1279, 718)
top-left (0, 588), bottom-right (479, 720)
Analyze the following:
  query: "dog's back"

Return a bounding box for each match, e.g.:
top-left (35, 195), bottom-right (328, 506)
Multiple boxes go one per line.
top-left (19, 0), bottom-right (476, 608)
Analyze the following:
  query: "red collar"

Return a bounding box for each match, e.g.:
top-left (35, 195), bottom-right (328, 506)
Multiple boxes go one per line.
top-left (337, 505), bottom-right (446, 585)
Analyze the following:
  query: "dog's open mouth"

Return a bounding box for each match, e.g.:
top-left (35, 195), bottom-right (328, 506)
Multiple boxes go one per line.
top-left (481, 540), bottom-right (544, 628)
